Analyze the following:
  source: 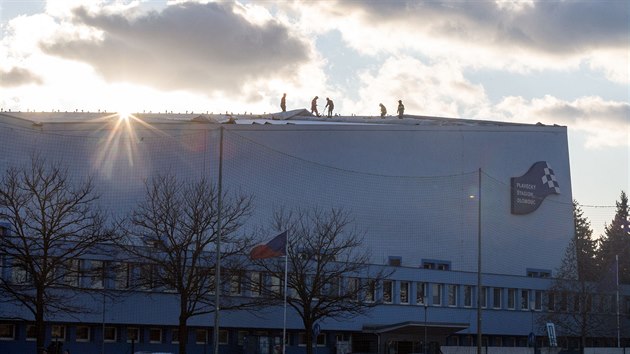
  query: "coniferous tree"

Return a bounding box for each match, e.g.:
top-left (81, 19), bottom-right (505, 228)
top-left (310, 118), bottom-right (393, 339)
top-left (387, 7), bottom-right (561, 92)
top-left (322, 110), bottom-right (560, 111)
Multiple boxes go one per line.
top-left (573, 201), bottom-right (597, 281)
top-left (596, 191), bottom-right (629, 284)
top-left (543, 201), bottom-right (612, 352)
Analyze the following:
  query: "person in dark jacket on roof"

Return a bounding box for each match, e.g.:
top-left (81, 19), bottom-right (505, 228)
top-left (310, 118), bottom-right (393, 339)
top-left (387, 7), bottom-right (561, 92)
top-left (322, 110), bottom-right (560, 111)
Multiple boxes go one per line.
top-left (325, 97), bottom-right (334, 118)
top-left (311, 96), bottom-right (320, 117)
top-left (280, 93), bottom-right (286, 112)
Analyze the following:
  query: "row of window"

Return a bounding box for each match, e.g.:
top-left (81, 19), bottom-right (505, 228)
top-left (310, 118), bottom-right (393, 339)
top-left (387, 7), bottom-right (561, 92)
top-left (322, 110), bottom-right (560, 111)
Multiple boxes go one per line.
top-left (0, 324), bottom-right (328, 347)
top-left (3, 257), bottom-right (628, 314)
top-left (0, 324), bottom-right (218, 344)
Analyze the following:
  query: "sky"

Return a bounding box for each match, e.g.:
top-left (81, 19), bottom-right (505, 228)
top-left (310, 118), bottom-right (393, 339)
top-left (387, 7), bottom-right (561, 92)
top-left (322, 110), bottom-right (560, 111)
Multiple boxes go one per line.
top-left (0, 0), bottom-right (628, 236)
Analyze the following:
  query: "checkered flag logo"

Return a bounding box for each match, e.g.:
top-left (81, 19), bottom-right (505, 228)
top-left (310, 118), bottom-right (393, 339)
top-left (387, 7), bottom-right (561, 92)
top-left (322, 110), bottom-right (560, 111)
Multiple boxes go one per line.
top-left (541, 162), bottom-right (560, 194)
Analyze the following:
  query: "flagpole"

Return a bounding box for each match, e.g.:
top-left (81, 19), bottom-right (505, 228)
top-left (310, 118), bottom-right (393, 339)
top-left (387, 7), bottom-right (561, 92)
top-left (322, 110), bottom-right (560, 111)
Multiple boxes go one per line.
top-left (214, 126), bottom-right (224, 354)
top-left (282, 232), bottom-right (289, 354)
top-left (615, 254), bottom-right (620, 348)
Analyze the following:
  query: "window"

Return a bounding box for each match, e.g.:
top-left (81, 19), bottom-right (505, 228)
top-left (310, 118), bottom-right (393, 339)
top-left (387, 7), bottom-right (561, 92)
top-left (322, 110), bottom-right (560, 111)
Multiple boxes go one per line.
top-left (0, 324), bottom-right (15, 340)
top-left (76, 326), bottom-right (90, 342)
top-left (140, 264), bottom-right (156, 290)
top-left (480, 287), bottom-right (487, 308)
top-left (432, 284), bottom-right (442, 306)
top-left (218, 330), bottom-right (228, 344)
top-left (526, 269), bottom-right (551, 278)
top-left (521, 290), bottom-right (530, 310)
top-left (89, 260), bottom-right (104, 289)
top-left (230, 272), bottom-right (242, 296)
top-left (547, 292), bottom-right (555, 312)
top-left (270, 275), bottom-right (281, 295)
top-left (365, 279), bottom-right (376, 302)
top-left (421, 259), bottom-right (450, 270)
top-left (400, 281), bottom-right (409, 304)
top-left (463, 285), bottom-right (473, 307)
top-left (51, 325), bottom-right (66, 341)
top-left (507, 288), bottom-right (516, 310)
top-left (534, 290), bottom-right (543, 310)
top-left (149, 328), bottom-right (162, 343)
top-left (447, 284), bottom-right (457, 307)
top-left (172, 329), bottom-right (179, 344)
top-left (625, 296), bottom-right (630, 315)
top-left (250, 272), bottom-right (263, 297)
top-left (237, 331), bottom-right (248, 346)
top-left (347, 277), bottom-right (359, 301)
top-left (560, 292), bottom-right (568, 312)
top-left (383, 280), bottom-right (393, 303)
top-left (12, 260), bottom-right (32, 284)
top-left (326, 277), bottom-right (341, 296)
top-left (62, 259), bottom-right (81, 287)
top-left (299, 333), bottom-right (326, 346)
top-left (388, 257), bottom-right (401, 267)
top-left (493, 288), bottom-right (502, 309)
top-left (113, 262), bottom-right (127, 289)
top-left (127, 327), bottom-right (140, 343)
top-left (416, 282), bottom-right (426, 305)
top-left (103, 327), bottom-right (117, 342)
top-left (26, 325), bottom-right (37, 341)
top-left (195, 329), bottom-right (207, 344)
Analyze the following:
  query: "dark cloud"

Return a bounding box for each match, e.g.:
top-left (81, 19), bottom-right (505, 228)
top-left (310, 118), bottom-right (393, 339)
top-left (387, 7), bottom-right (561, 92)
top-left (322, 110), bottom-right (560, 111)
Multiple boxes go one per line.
top-left (40, 2), bottom-right (310, 94)
top-left (0, 67), bottom-right (44, 87)
top-left (333, 0), bottom-right (629, 55)
top-left (538, 100), bottom-right (630, 126)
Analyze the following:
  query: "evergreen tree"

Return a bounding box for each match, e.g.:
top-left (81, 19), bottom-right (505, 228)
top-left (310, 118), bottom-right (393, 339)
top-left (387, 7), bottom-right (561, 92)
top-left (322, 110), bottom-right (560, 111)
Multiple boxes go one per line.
top-left (543, 201), bottom-right (611, 352)
top-left (573, 201), bottom-right (597, 281)
top-left (596, 191), bottom-right (630, 284)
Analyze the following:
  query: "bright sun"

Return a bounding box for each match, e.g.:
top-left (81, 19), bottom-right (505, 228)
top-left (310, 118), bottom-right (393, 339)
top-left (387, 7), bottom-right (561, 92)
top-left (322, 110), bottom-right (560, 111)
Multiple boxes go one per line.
top-left (117, 110), bottom-right (132, 121)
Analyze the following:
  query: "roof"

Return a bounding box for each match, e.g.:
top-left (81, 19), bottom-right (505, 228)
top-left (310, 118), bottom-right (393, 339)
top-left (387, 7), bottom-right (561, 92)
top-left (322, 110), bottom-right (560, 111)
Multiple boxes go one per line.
top-left (0, 108), bottom-right (562, 128)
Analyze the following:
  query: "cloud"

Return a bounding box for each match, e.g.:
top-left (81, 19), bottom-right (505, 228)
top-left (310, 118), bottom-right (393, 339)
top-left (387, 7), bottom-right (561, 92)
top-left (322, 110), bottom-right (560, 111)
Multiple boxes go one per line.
top-left (289, 0), bottom-right (629, 82)
top-left (342, 55), bottom-right (490, 118)
top-left (39, 1), bottom-right (311, 95)
top-left (0, 67), bottom-right (44, 87)
top-left (495, 95), bottom-right (630, 148)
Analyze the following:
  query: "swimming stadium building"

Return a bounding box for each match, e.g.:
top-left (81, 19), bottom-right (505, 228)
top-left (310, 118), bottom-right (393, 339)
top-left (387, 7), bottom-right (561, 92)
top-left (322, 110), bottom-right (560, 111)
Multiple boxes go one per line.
top-left (0, 109), bottom-right (628, 354)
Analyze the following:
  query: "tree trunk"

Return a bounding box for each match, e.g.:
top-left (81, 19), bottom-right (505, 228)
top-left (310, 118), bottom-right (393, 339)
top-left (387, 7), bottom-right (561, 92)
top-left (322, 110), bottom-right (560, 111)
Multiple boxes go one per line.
top-left (304, 316), bottom-right (313, 354)
top-left (36, 288), bottom-right (45, 354)
top-left (178, 314), bottom-right (189, 354)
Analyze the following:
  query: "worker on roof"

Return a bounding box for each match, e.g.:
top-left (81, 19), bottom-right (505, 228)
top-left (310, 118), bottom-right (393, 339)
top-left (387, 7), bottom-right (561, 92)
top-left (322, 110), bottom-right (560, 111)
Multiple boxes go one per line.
top-left (379, 103), bottom-right (387, 117)
top-left (325, 97), bottom-right (334, 118)
top-left (311, 96), bottom-right (320, 117)
top-left (280, 93), bottom-right (287, 112)
top-left (397, 100), bottom-right (405, 119)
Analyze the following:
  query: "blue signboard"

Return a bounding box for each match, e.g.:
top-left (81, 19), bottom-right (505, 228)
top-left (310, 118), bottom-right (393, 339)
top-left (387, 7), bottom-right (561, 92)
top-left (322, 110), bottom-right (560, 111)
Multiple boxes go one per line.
top-left (511, 161), bottom-right (560, 215)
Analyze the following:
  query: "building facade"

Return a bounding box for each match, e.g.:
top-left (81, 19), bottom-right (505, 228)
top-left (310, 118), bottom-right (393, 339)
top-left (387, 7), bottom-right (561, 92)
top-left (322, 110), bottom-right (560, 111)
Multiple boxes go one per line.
top-left (0, 110), bottom-right (628, 354)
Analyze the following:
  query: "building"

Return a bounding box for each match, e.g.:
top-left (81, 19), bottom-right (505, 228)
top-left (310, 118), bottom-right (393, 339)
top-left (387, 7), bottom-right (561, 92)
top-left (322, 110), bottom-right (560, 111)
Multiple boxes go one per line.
top-left (0, 109), bottom-right (628, 354)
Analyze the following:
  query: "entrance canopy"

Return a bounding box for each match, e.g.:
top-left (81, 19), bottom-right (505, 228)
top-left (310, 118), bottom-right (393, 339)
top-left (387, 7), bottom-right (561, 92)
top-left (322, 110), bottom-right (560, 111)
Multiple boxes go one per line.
top-left (363, 321), bottom-right (468, 337)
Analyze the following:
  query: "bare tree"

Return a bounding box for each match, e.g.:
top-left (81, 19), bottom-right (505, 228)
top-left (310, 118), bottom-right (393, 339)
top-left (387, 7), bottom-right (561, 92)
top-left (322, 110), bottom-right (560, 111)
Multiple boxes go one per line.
top-left (0, 155), bottom-right (112, 354)
top-left (118, 174), bottom-right (254, 354)
top-left (252, 207), bottom-right (392, 354)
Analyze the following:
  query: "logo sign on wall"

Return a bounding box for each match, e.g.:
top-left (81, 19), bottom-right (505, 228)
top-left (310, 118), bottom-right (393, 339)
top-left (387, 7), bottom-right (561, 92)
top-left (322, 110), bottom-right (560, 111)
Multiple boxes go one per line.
top-left (511, 161), bottom-right (560, 215)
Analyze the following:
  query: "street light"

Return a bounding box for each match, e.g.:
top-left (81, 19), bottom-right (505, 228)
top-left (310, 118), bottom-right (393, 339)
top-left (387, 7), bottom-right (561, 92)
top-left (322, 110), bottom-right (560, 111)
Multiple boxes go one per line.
top-left (423, 296), bottom-right (428, 354)
top-left (530, 299), bottom-right (536, 353)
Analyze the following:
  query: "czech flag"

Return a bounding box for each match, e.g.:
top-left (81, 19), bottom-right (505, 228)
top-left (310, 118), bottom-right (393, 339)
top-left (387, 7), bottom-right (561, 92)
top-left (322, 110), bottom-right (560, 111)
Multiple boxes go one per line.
top-left (249, 231), bottom-right (287, 260)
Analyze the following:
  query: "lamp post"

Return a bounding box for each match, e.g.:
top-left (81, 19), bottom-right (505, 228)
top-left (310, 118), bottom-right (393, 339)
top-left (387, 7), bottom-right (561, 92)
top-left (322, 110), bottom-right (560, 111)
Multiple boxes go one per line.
top-left (423, 296), bottom-right (428, 354)
top-left (530, 299), bottom-right (536, 353)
